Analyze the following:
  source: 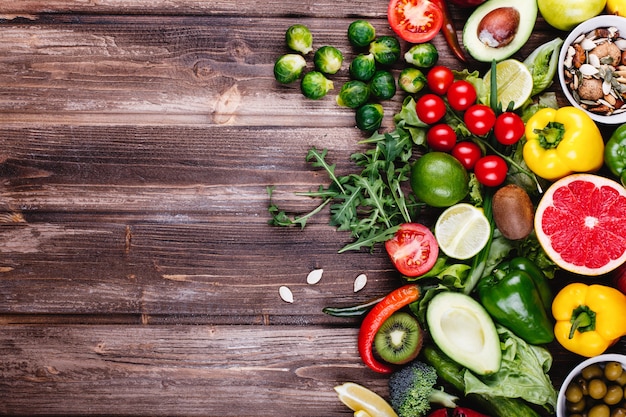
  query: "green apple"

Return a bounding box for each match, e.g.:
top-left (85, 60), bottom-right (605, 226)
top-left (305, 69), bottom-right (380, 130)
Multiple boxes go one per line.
top-left (538, 0), bottom-right (607, 31)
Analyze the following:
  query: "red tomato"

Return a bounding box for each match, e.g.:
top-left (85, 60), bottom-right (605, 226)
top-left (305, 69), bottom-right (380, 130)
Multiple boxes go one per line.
top-left (427, 66), bottom-right (454, 95)
top-left (474, 155), bottom-right (508, 187)
top-left (451, 141), bottom-right (482, 170)
top-left (494, 112), bottom-right (525, 145)
top-left (446, 80), bottom-right (477, 112)
top-left (416, 94), bottom-right (446, 124)
top-left (427, 124), bottom-right (457, 152)
top-left (385, 223), bottom-right (439, 277)
top-left (387, 0), bottom-right (443, 43)
top-left (464, 104), bottom-right (496, 136)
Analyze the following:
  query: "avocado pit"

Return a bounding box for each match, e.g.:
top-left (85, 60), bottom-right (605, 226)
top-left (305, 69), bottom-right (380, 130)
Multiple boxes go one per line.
top-left (477, 7), bottom-right (520, 48)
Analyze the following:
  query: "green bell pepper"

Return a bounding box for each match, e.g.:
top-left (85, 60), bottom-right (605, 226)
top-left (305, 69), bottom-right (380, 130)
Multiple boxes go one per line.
top-left (605, 124), bottom-right (626, 186)
top-left (476, 257), bottom-right (554, 345)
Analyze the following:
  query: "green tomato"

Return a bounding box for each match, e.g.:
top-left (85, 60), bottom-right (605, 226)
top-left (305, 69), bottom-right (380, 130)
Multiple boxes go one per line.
top-left (349, 53), bottom-right (377, 82)
top-left (355, 103), bottom-right (384, 132)
top-left (273, 54), bottom-right (307, 84)
top-left (347, 20), bottom-right (376, 48)
top-left (301, 71), bottom-right (334, 99)
top-left (336, 80), bottom-right (370, 108)
top-left (314, 46), bottom-right (343, 75)
top-left (285, 24), bottom-right (313, 55)
top-left (537, 0), bottom-right (607, 31)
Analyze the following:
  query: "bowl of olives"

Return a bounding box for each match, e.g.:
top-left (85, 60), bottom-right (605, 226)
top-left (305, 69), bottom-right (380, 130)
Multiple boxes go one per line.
top-left (557, 353), bottom-right (626, 417)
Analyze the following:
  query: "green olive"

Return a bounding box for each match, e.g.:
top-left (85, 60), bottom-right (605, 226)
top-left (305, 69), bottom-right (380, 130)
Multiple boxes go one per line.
top-left (611, 407), bottom-right (626, 417)
top-left (605, 362), bottom-right (625, 381)
top-left (577, 377), bottom-right (590, 395)
top-left (605, 385), bottom-right (624, 405)
top-left (583, 364), bottom-right (605, 380)
top-left (567, 398), bottom-right (586, 413)
top-left (616, 371), bottom-right (626, 386)
top-left (566, 382), bottom-right (585, 403)
top-left (589, 378), bottom-right (609, 400)
top-left (589, 403), bottom-right (611, 417)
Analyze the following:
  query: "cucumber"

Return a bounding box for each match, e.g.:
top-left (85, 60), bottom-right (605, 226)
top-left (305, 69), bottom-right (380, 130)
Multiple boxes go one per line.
top-left (422, 345), bottom-right (542, 417)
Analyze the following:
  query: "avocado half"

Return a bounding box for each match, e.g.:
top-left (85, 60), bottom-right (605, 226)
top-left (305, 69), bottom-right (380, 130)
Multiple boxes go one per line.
top-left (463, 0), bottom-right (538, 62)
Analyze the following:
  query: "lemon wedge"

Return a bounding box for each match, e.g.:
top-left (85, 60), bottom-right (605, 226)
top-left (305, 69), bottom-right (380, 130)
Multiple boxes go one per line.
top-left (334, 382), bottom-right (398, 417)
top-left (434, 203), bottom-right (491, 260)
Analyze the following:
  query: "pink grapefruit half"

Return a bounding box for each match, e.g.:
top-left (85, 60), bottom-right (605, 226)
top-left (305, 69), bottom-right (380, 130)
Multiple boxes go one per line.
top-left (535, 174), bottom-right (626, 276)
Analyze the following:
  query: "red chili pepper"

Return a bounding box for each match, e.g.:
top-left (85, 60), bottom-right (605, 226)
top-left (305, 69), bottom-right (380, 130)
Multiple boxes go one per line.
top-left (427, 407), bottom-right (492, 417)
top-left (357, 284), bottom-right (422, 374)
top-left (430, 0), bottom-right (467, 62)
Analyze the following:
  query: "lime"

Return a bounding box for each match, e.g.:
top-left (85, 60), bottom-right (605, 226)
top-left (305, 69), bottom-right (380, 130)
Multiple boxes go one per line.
top-left (483, 59), bottom-right (533, 110)
top-left (334, 382), bottom-right (398, 417)
top-left (435, 203), bottom-right (491, 260)
top-left (410, 152), bottom-right (469, 208)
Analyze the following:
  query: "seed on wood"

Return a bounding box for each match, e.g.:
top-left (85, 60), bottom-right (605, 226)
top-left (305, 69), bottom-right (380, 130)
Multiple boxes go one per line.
top-left (279, 286), bottom-right (294, 303)
top-left (353, 274), bottom-right (367, 292)
top-left (306, 268), bottom-right (323, 285)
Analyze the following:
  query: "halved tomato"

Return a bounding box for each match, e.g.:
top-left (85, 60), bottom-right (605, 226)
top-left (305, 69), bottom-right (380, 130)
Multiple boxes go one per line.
top-left (387, 0), bottom-right (443, 44)
top-left (385, 223), bottom-right (439, 277)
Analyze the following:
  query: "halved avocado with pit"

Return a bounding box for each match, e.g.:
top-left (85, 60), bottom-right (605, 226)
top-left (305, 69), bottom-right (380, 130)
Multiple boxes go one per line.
top-left (463, 0), bottom-right (537, 62)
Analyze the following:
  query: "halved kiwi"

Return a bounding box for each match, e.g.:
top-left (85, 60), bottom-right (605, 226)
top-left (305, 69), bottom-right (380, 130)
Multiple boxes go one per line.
top-left (374, 311), bottom-right (423, 365)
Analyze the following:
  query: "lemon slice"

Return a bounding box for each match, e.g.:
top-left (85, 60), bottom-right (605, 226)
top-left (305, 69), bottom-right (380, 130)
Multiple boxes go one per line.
top-left (434, 203), bottom-right (491, 260)
top-left (334, 382), bottom-right (398, 417)
top-left (483, 59), bottom-right (533, 110)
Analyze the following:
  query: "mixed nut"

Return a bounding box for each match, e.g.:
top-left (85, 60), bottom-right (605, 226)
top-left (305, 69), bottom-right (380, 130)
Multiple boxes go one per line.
top-left (563, 26), bottom-right (626, 116)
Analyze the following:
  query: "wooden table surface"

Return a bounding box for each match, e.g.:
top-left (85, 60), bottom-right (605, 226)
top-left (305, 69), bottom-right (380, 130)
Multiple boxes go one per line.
top-left (1, 1), bottom-right (625, 416)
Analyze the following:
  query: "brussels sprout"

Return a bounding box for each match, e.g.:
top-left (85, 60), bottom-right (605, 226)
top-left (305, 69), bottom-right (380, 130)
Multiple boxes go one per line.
top-left (355, 103), bottom-right (384, 132)
top-left (314, 46), bottom-right (343, 75)
top-left (349, 53), bottom-right (377, 82)
top-left (301, 71), bottom-right (334, 99)
top-left (369, 36), bottom-right (401, 66)
top-left (369, 70), bottom-right (396, 100)
top-left (404, 43), bottom-right (439, 68)
top-left (285, 24), bottom-right (313, 55)
top-left (347, 20), bottom-right (376, 48)
top-left (337, 80), bottom-right (370, 108)
top-left (273, 54), bottom-right (307, 84)
top-left (398, 67), bottom-right (427, 94)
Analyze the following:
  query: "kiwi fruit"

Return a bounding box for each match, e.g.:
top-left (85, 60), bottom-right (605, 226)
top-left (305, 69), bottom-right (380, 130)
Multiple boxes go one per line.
top-left (374, 311), bottom-right (423, 365)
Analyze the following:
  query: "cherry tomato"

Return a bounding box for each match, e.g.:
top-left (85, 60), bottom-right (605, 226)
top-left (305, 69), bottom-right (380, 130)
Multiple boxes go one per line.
top-left (385, 223), bottom-right (439, 277)
top-left (474, 155), bottom-right (508, 187)
top-left (427, 124), bottom-right (457, 152)
top-left (427, 66), bottom-right (454, 95)
top-left (464, 104), bottom-right (496, 136)
top-left (387, 0), bottom-right (444, 43)
top-left (494, 112), bottom-right (525, 145)
top-left (416, 94), bottom-right (446, 124)
top-left (446, 80), bottom-right (477, 111)
top-left (451, 141), bottom-right (482, 170)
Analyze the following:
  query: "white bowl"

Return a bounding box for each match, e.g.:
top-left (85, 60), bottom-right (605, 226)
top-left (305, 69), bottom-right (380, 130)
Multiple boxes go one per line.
top-left (558, 15), bottom-right (626, 125)
top-left (556, 353), bottom-right (626, 417)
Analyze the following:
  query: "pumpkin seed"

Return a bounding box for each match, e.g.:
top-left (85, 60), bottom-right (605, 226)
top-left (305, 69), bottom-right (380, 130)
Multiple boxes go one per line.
top-left (306, 268), bottom-right (323, 285)
top-left (353, 273), bottom-right (367, 292)
top-left (279, 285), bottom-right (294, 303)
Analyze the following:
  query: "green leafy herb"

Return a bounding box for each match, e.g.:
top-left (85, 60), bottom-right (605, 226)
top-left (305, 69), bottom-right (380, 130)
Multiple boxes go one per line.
top-left (267, 99), bottom-right (426, 252)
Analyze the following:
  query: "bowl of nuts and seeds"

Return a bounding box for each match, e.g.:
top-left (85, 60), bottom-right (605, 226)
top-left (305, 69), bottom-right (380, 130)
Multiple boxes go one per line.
top-left (559, 15), bottom-right (626, 124)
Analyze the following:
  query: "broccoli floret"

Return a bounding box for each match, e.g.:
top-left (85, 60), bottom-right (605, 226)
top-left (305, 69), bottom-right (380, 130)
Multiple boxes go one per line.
top-left (389, 360), bottom-right (459, 417)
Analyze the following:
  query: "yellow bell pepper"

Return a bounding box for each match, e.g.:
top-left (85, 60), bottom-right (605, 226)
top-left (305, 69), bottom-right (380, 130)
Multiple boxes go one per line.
top-left (523, 107), bottom-right (604, 181)
top-left (552, 283), bottom-right (626, 357)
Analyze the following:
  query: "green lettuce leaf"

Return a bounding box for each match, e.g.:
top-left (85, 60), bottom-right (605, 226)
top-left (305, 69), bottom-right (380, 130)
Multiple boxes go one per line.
top-left (523, 38), bottom-right (564, 97)
top-left (463, 325), bottom-right (558, 410)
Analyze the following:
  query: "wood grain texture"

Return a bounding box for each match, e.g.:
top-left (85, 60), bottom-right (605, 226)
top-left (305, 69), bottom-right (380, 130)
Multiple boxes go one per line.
top-left (0, 1), bottom-right (621, 415)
